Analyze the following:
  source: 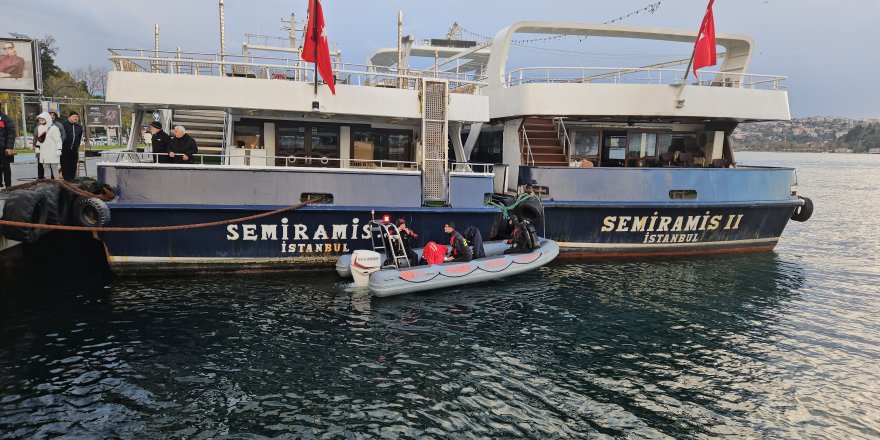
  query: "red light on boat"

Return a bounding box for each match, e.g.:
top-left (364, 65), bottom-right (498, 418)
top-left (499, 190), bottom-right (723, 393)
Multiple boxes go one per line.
top-left (382, 214), bottom-right (391, 223)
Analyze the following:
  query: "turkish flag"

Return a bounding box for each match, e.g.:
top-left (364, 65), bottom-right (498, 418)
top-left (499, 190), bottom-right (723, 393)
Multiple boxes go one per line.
top-left (302, 0), bottom-right (335, 94)
top-left (692, 0), bottom-right (717, 79)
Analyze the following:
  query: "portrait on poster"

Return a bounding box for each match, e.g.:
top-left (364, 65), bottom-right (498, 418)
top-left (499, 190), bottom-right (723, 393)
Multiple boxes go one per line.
top-left (0, 39), bottom-right (39, 93)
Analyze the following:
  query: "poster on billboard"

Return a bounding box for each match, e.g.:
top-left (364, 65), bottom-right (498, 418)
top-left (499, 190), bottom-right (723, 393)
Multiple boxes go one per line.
top-left (86, 104), bottom-right (120, 126)
top-left (0, 38), bottom-right (40, 93)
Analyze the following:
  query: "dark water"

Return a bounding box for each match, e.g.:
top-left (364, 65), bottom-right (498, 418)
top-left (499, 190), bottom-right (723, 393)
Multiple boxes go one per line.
top-left (1, 152), bottom-right (878, 439)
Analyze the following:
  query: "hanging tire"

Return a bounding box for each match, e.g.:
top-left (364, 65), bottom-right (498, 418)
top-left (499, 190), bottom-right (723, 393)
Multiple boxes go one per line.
top-left (1, 191), bottom-right (50, 243)
top-left (514, 197), bottom-right (543, 225)
top-left (73, 177), bottom-right (103, 195)
top-left (72, 197), bottom-right (112, 227)
top-left (31, 183), bottom-right (72, 225)
top-left (791, 196), bottom-right (813, 222)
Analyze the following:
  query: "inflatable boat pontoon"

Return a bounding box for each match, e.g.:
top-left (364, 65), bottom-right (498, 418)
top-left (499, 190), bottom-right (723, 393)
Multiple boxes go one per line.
top-left (337, 220), bottom-right (559, 297)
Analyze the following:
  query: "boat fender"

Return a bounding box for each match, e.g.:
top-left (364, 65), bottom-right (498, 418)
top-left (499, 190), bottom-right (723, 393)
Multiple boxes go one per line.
top-left (1, 190), bottom-right (49, 243)
top-left (320, 155), bottom-right (330, 165)
top-left (72, 197), bottom-right (112, 227)
top-left (31, 183), bottom-right (72, 225)
top-left (514, 198), bottom-right (543, 225)
top-left (523, 220), bottom-right (539, 250)
top-left (791, 196), bottom-right (813, 222)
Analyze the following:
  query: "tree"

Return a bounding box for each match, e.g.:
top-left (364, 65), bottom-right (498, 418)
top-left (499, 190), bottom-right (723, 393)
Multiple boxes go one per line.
top-left (69, 65), bottom-right (110, 97)
top-left (38, 35), bottom-right (62, 80)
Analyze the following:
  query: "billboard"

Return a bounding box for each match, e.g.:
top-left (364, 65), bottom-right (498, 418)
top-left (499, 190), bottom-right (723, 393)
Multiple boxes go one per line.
top-left (86, 104), bottom-right (120, 126)
top-left (0, 38), bottom-right (40, 93)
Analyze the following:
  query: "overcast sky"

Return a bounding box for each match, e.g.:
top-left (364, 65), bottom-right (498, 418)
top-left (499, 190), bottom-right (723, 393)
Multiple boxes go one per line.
top-left (4, 0), bottom-right (878, 119)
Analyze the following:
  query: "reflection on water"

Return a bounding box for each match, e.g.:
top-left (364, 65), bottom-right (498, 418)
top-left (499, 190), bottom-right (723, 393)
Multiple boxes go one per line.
top-left (1, 153), bottom-right (879, 438)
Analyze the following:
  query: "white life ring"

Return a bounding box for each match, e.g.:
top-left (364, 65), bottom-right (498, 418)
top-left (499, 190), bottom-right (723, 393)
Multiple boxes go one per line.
top-left (288, 155), bottom-right (297, 165)
top-left (320, 155), bottom-right (330, 165)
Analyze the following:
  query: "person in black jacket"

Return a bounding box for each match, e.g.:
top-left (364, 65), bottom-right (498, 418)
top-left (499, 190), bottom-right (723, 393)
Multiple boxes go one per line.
top-left (169, 125), bottom-right (198, 164)
top-left (148, 121), bottom-right (172, 164)
top-left (60, 112), bottom-right (83, 181)
top-left (0, 111), bottom-right (14, 188)
top-left (463, 225), bottom-right (485, 259)
top-left (443, 221), bottom-right (473, 262)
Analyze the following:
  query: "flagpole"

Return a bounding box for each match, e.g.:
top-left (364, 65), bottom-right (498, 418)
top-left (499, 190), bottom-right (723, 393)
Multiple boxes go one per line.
top-left (680, 37), bottom-right (699, 88)
top-left (312, 0), bottom-right (318, 97)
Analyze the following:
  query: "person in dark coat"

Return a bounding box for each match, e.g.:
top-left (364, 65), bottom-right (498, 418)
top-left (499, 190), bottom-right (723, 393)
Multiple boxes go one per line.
top-left (148, 121), bottom-right (172, 164)
top-left (463, 225), bottom-right (485, 259)
top-left (443, 221), bottom-right (472, 262)
top-left (0, 111), bottom-right (14, 188)
top-left (396, 218), bottom-right (420, 264)
top-left (169, 125), bottom-right (198, 164)
top-left (60, 112), bottom-right (83, 181)
top-left (504, 215), bottom-right (534, 254)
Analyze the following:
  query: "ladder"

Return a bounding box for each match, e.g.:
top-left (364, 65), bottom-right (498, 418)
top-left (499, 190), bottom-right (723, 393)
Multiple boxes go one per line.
top-left (368, 220), bottom-right (412, 269)
top-left (420, 78), bottom-right (449, 203)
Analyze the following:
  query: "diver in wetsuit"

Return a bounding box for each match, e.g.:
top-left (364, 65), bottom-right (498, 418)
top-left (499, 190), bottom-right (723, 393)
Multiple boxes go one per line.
top-left (504, 215), bottom-right (535, 255)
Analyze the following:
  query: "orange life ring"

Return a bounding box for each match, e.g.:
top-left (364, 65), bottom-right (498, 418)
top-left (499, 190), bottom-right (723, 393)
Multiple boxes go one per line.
top-left (272, 73), bottom-right (286, 80)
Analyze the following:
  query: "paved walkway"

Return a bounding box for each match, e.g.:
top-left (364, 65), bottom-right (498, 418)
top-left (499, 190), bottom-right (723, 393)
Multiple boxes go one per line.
top-left (3, 155), bottom-right (103, 186)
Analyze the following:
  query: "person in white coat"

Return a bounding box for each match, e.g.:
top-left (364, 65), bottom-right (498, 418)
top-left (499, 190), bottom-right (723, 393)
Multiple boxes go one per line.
top-left (35, 112), bottom-right (62, 179)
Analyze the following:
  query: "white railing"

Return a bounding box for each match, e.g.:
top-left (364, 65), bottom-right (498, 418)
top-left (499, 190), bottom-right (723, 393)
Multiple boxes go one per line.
top-left (521, 129), bottom-right (535, 166)
top-left (503, 67), bottom-right (787, 90)
top-left (99, 151), bottom-right (494, 174)
top-left (108, 49), bottom-right (486, 94)
top-left (553, 117), bottom-right (572, 162)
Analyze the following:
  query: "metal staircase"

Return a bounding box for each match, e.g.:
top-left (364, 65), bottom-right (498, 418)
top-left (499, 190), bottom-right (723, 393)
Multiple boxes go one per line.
top-left (172, 109), bottom-right (226, 154)
top-left (520, 117), bottom-right (568, 166)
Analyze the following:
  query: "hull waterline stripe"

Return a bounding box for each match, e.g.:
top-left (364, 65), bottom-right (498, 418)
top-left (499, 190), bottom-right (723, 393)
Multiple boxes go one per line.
top-left (556, 237), bottom-right (779, 249)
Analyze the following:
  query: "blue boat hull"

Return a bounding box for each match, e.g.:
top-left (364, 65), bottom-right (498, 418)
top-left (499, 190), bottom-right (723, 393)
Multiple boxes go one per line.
top-left (538, 201), bottom-right (799, 257)
top-left (99, 204), bottom-right (500, 274)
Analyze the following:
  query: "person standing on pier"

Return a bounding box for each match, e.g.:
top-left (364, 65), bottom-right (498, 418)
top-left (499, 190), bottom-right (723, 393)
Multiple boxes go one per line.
top-left (148, 121), bottom-right (171, 164)
top-left (0, 111), bottom-right (14, 188)
top-left (169, 125), bottom-right (197, 164)
top-left (60, 112), bottom-right (83, 181)
top-left (35, 112), bottom-right (62, 179)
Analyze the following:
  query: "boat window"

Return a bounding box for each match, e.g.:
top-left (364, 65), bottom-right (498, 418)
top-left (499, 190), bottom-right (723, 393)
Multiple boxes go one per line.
top-left (627, 132), bottom-right (659, 166)
top-left (470, 129), bottom-right (503, 163)
top-left (351, 128), bottom-right (413, 164)
top-left (571, 130), bottom-right (599, 157)
top-left (669, 190), bottom-right (697, 200)
top-left (276, 125), bottom-right (307, 166)
top-left (301, 193), bottom-right (334, 204)
top-left (233, 121), bottom-right (263, 149)
top-left (310, 126), bottom-right (340, 162)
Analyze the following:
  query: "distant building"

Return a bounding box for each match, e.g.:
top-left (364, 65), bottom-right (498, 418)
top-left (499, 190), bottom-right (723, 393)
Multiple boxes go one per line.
top-left (869, 147), bottom-right (880, 154)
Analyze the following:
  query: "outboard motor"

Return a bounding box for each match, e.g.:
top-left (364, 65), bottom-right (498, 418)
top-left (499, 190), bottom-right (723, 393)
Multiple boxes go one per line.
top-left (350, 250), bottom-right (382, 287)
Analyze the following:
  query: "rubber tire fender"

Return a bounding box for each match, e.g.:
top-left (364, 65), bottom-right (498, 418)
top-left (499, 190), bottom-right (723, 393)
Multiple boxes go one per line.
top-left (31, 183), bottom-right (71, 225)
top-left (791, 196), bottom-right (813, 222)
top-left (1, 190), bottom-right (49, 243)
top-left (72, 197), bottom-right (112, 227)
top-left (514, 198), bottom-right (543, 225)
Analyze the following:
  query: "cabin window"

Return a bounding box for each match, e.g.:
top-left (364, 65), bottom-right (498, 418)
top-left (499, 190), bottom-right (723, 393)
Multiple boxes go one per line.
top-left (571, 130), bottom-right (600, 157)
top-left (470, 129), bottom-right (503, 163)
top-left (276, 123), bottom-right (340, 167)
top-left (351, 128), bottom-right (413, 164)
top-left (301, 193), bottom-right (334, 204)
top-left (233, 120), bottom-right (263, 149)
top-left (669, 190), bottom-right (697, 200)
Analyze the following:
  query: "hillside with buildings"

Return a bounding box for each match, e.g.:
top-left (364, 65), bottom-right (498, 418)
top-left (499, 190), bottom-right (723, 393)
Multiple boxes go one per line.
top-left (733, 117), bottom-right (880, 153)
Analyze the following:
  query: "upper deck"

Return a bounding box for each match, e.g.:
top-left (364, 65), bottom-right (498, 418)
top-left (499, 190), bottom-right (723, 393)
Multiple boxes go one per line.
top-left (105, 49), bottom-right (489, 123)
top-left (482, 22), bottom-right (791, 122)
